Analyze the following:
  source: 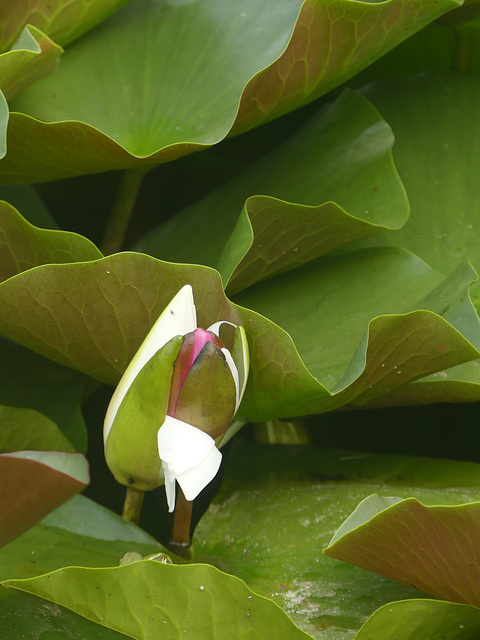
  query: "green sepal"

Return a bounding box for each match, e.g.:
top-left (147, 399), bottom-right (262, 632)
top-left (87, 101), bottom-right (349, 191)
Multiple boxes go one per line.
top-left (105, 335), bottom-right (183, 491)
top-left (174, 342), bottom-right (237, 439)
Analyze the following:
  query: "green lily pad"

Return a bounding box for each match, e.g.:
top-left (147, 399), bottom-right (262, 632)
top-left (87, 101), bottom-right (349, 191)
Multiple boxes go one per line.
top-left (325, 494), bottom-right (480, 607)
top-left (0, 0), bottom-right (459, 182)
top-left (137, 89), bottom-right (408, 292)
top-left (0, 184), bottom-right (57, 228)
top-left (355, 599), bottom-right (480, 640)
top-left (5, 561), bottom-right (314, 640)
top-left (0, 450), bottom-right (89, 549)
top-left (0, 25), bottom-right (63, 101)
top-left (361, 72), bottom-right (480, 281)
top-left (0, 339), bottom-right (88, 452)
top-left (0, 494), bottom-right (163, 582)
top-left (0, 587), bottom-right (130, 640)
top-left (1, 248), bottom-right (480, 421)
top-left (0, 0), bottom-right (130, 52)
top-left (230, 0), bottom-right (462, 135)
top-left (0, 200), bottom-right (102, 283)
top-left (0, 404), bottom-right (75, 453)
top-left (195, 438), bottom-right (480, 639)
top-left (345, 71), bottom-right (480, 405)
top-left (234, 251), bottom-right (480, 416)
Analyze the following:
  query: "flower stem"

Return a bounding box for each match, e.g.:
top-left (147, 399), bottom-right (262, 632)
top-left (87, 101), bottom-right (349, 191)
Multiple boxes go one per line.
top-left (101, 167), bottom-right (150, 255)
top-left (122, 486), bottom-right (144, 525)
top-left (169, 487), bottom-right (193, 559)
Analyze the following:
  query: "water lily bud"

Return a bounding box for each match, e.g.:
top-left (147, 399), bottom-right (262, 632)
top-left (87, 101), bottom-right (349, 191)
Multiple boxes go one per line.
top-left (170, 329), bottom-right (237, 438)
top-left (104, 285), bottom-right (249, 511)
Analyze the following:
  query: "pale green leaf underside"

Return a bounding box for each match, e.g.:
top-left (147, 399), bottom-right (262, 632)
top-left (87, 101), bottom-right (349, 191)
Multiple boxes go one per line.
top-left (0, 495), bottom-right (163, 583)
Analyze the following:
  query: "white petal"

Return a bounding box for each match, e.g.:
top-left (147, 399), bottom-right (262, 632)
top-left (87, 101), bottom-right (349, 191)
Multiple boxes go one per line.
top-left (162, 462), bottom-right (177, 513)
top-left (176, 446), bottom-right (222, 502)
top-left (157, 415), bottom-right (217, 475)
top-left (221, 347), bottom-right (240, 411)
top-left (208, 321), bottom-right (249, 410)
top-left (157, 415), bottom-right (222, 508)
top-left (104, 285), bottom-right (197, 443)
top-left (207, 320), bottom-right (237, 336)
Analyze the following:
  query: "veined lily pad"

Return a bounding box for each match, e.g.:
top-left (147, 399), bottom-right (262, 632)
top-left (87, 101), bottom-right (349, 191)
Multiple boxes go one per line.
top-left (0, 249), bottom-right (480, 420)
top-left (0, 0), bottom-right (459, 182)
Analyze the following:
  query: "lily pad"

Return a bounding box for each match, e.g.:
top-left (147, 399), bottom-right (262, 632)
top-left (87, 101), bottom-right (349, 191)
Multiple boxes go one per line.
top-left (0, 494), bottom-right (163, 582)
top-left (1, 248), bottom-right (480, 421)
top-left (0, 404), bottom-right (75, 453)
top-left (0, 0), bottom-right (459, 182)
top-left (0, 184), bottom-right (57, 228)
top-left (0, 450), bottom-right (89, 549)
top-left (0, 339), bottom-right (88, 452)
top-left (230, 0), bottom-right (462, 135)
top-left (357, 360), bottom-right (480, 409)
top-left (0, 200), bottom-right (102, 283)
top-left (0, 587), bottom-right (130, 640)
top-left (361, 72), bottom-right (480, 281)
top-left (0, 25), bottom-right (63, 100)
top-left (195, 438), bottom-right (480, 639)
top-left (355, 599), bottom-right (480, 640)
top-left (0, 0), bottom-right (130, 52)
top-left (324, 494), bottom-right (480, 607)
top-left (5, 561), bottom-right (314, 640)
top-left (137, 89), bottom-right (409, 292)
top-left (345, 70), bottom-right (480, 405)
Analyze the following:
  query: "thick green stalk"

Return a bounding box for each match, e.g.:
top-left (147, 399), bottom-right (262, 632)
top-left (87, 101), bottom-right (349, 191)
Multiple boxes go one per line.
top-left (101, 167), bottom-right (150, 255)
top-left (122, 486), bottom-right (145, 525)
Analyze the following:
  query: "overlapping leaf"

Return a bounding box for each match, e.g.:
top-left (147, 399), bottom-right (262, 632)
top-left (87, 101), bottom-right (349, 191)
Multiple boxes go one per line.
top-left (0, 339), bottom-right (88, 452)
top-left (325, 494), bottom-right (480, 606)
top-left (195, 438), bottom-right (480, 639)
top-left (0, 404), bottom-right (74, 453)
top-left (348, 70), bottom-right (480, 405)
top-left (0, 200), bottom-right (102, 282)
top-left (0, 25), bottom-right (63, 101)
top-left (137, 89), bottom-right (409, 292)
top-left (5, 561), bottom-right (314, 640)
top-left (0, 587), bottom-right (130, 640)
top-left (0, 0), bottom-right (459, 182)
top-left (0, 450), bottom-right (89, 549)
top-left (0, 0), bottom-right (130, 52)
top-left (0, 495), bottom-right (163, 582)
top-left (1, 246), bottom-right (480, 420)
top-left (354, 600), bottom-right (480, 640)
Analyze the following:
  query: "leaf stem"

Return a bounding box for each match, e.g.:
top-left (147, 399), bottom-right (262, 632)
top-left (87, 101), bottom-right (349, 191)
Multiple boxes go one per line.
top-left (122, 486), bottom-right (145, 525)
top-left (169, 486), bottom-right (193, 559)
top-left (101, 167), bottom-right (150, 255)
top-left (452, 21), bottom-right (476, 74)
top-left (254, 419), bottom-right (311, 445)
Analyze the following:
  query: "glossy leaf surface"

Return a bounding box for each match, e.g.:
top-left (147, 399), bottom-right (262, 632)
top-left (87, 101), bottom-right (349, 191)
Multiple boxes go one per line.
top-left (0, 0), bottom-right (458, 181)
top-left (6, 561), bottom-right (314, 639)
